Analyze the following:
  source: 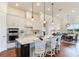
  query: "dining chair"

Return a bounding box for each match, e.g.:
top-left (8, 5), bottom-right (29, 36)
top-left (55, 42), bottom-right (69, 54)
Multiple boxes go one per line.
top-left (46, 37), bottom-right (57, 57)
top-left (33, 39), bottom-right (46, 57)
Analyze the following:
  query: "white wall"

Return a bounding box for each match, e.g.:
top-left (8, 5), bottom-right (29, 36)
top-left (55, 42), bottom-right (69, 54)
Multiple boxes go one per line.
top-left (0, 3), bottom-right (8, 52)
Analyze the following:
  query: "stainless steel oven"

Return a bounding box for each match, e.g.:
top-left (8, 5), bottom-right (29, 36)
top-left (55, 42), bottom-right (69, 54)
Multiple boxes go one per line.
top-left (8, 28), bottom-right (19, 42)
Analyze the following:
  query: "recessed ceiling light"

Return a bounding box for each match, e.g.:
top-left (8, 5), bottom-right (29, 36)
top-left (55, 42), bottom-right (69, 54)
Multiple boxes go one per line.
top-left (30, 8), bottom-right (32, 11)
top-left (71, 10), bottom-right (75, 13)
top-left (48, 7), bottom-right (50, 11)
top-left (16, 3), bottom-right (19, 6)
top-left (36, 3), bottom-right (40, 6)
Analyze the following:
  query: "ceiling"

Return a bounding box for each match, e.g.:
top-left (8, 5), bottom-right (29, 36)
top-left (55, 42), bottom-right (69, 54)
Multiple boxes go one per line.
top-left (8, 2), bottom-right (79, 16)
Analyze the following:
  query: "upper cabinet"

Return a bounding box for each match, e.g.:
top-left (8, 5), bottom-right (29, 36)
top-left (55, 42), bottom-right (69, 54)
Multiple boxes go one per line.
top-left (7, 7), bottom-right (25, 18)
top-left (7, 14), bottom-right (26, 28)
top-left (7, 7), bottom-right (27, 28)
top-left (7, 7), bottom-right (42, 31)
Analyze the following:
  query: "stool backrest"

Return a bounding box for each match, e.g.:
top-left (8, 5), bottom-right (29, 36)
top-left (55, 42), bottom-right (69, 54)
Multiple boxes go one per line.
top-left (57, 35), bottom-right (62, 45)
top-left (35, 40), bottom-right (46, 53)
top-left (50, 37), bottom-right (57, 49)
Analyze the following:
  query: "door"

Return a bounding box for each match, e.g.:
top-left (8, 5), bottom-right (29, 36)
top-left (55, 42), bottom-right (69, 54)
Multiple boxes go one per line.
top-left (0, 3), bottom-right (8, 52)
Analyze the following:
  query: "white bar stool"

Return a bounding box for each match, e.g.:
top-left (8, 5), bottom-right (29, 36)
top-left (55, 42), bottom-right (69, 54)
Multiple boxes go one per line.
top-left (56, 35), bottom-right (62, 54)
top-left (33, 39), bottom-right (46, 57)
top-left (46, 37), bottom-right (57, 57)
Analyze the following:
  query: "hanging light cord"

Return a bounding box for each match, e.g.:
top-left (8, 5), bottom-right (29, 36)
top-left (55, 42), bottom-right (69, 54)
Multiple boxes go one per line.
top-left (32, 2), bottom-right (33, 18)
top-left (67, 14), bottom-right (69, 22)
top-left (51, 3), bottom-right (54, 22)
top-left (44, 2), bottom-right (45, 21)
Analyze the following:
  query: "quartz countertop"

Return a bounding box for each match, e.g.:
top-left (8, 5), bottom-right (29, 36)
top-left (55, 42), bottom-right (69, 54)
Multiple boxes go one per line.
top-left (16, 35), bottom-right (51, 45)
top-left (16, 35), bottom-right (39, 45)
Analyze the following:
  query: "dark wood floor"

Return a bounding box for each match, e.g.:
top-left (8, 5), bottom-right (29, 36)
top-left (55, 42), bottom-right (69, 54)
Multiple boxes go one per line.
top-left (0, 41), bottom-right (79, 57)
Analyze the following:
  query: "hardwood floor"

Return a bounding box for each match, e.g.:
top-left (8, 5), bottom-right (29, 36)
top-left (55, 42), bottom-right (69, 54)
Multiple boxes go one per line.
top-left (0, 41), bottom-right (79, 57)
top-left (0, 48), bottom-right (16, 57)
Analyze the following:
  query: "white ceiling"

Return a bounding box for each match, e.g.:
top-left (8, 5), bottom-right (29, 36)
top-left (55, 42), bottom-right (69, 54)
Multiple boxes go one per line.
top-left (8, 2), bottom-right (79, 16)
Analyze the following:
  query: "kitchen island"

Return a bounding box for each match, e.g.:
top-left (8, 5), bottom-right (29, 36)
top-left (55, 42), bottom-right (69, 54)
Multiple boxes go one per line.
top-left (16, 35), bottom-right (50, 57)
top-left (16, 35), bottom-right (39, 57)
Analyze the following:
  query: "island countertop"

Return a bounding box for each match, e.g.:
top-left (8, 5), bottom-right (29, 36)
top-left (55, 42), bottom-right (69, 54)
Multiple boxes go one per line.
top-left (16, 35), bottom-right (51, 45)
top-left (16, 35), bottom-right (39, 45)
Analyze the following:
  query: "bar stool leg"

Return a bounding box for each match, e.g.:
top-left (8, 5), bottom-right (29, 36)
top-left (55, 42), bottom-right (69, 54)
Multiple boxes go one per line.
top-left (51, 50), bottom-right (52, 57)
top-left (42, 53), bottom-right (44, 57)
top-left (40, 54), bottom-right (41, 57)
top-left (33, 52), bottom-right (35, 57)
top-left (53, 49), bottom-right (55, 55)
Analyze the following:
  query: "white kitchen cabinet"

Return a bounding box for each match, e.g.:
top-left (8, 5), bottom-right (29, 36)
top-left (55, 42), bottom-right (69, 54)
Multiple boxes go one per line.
top-left (0, 3), bottom-right (8, 52)
top-left (32, 16), bottom-right (42, 30)
top-left (26, 11), bottom-right (42, 30)
top-left (33, 20), bottom-right (39, 30)
top-left (7, 14), bottom-right (26, 28)
top-left (7, 7), bottom-right (25, 18)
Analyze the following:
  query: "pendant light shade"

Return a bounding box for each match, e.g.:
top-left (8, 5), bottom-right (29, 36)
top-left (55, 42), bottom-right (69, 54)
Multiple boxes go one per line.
top-left (32, 18), bottom-right (34, 21)
top-left (32, 2), bottom-right (34, 21)
top-left (43, 20), bottom-right (46, 23)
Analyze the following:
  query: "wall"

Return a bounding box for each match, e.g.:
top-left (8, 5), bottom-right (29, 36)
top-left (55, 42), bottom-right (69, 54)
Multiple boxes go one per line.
top-left (0, 3), bottom-right (8, 52)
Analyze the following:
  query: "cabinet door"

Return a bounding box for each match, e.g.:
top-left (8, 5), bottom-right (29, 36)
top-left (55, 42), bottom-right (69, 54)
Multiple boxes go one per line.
top-left (0, 3), bottom-right (7, 52)
top-left (7, 14), bottom-right (16, 27)
top-left (7, 14), bottom-right (26, 28)
top-left (21, 44), bottom-right (30, 57)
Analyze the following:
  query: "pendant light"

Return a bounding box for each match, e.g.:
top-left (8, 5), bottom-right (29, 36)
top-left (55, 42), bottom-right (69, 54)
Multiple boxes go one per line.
top-left (43, 2), bottom-right (46, 36)
top-left (43, 2), bottom-right (46, 24)
top-left (32, 2), bottom-right (34, 21)
top-left (51, 3), bottom-right (54, 23)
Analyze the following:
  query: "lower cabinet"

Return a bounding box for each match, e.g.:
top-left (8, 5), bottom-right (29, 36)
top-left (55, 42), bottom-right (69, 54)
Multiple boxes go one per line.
top-left (16, 42), bottom-right (30, 57)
